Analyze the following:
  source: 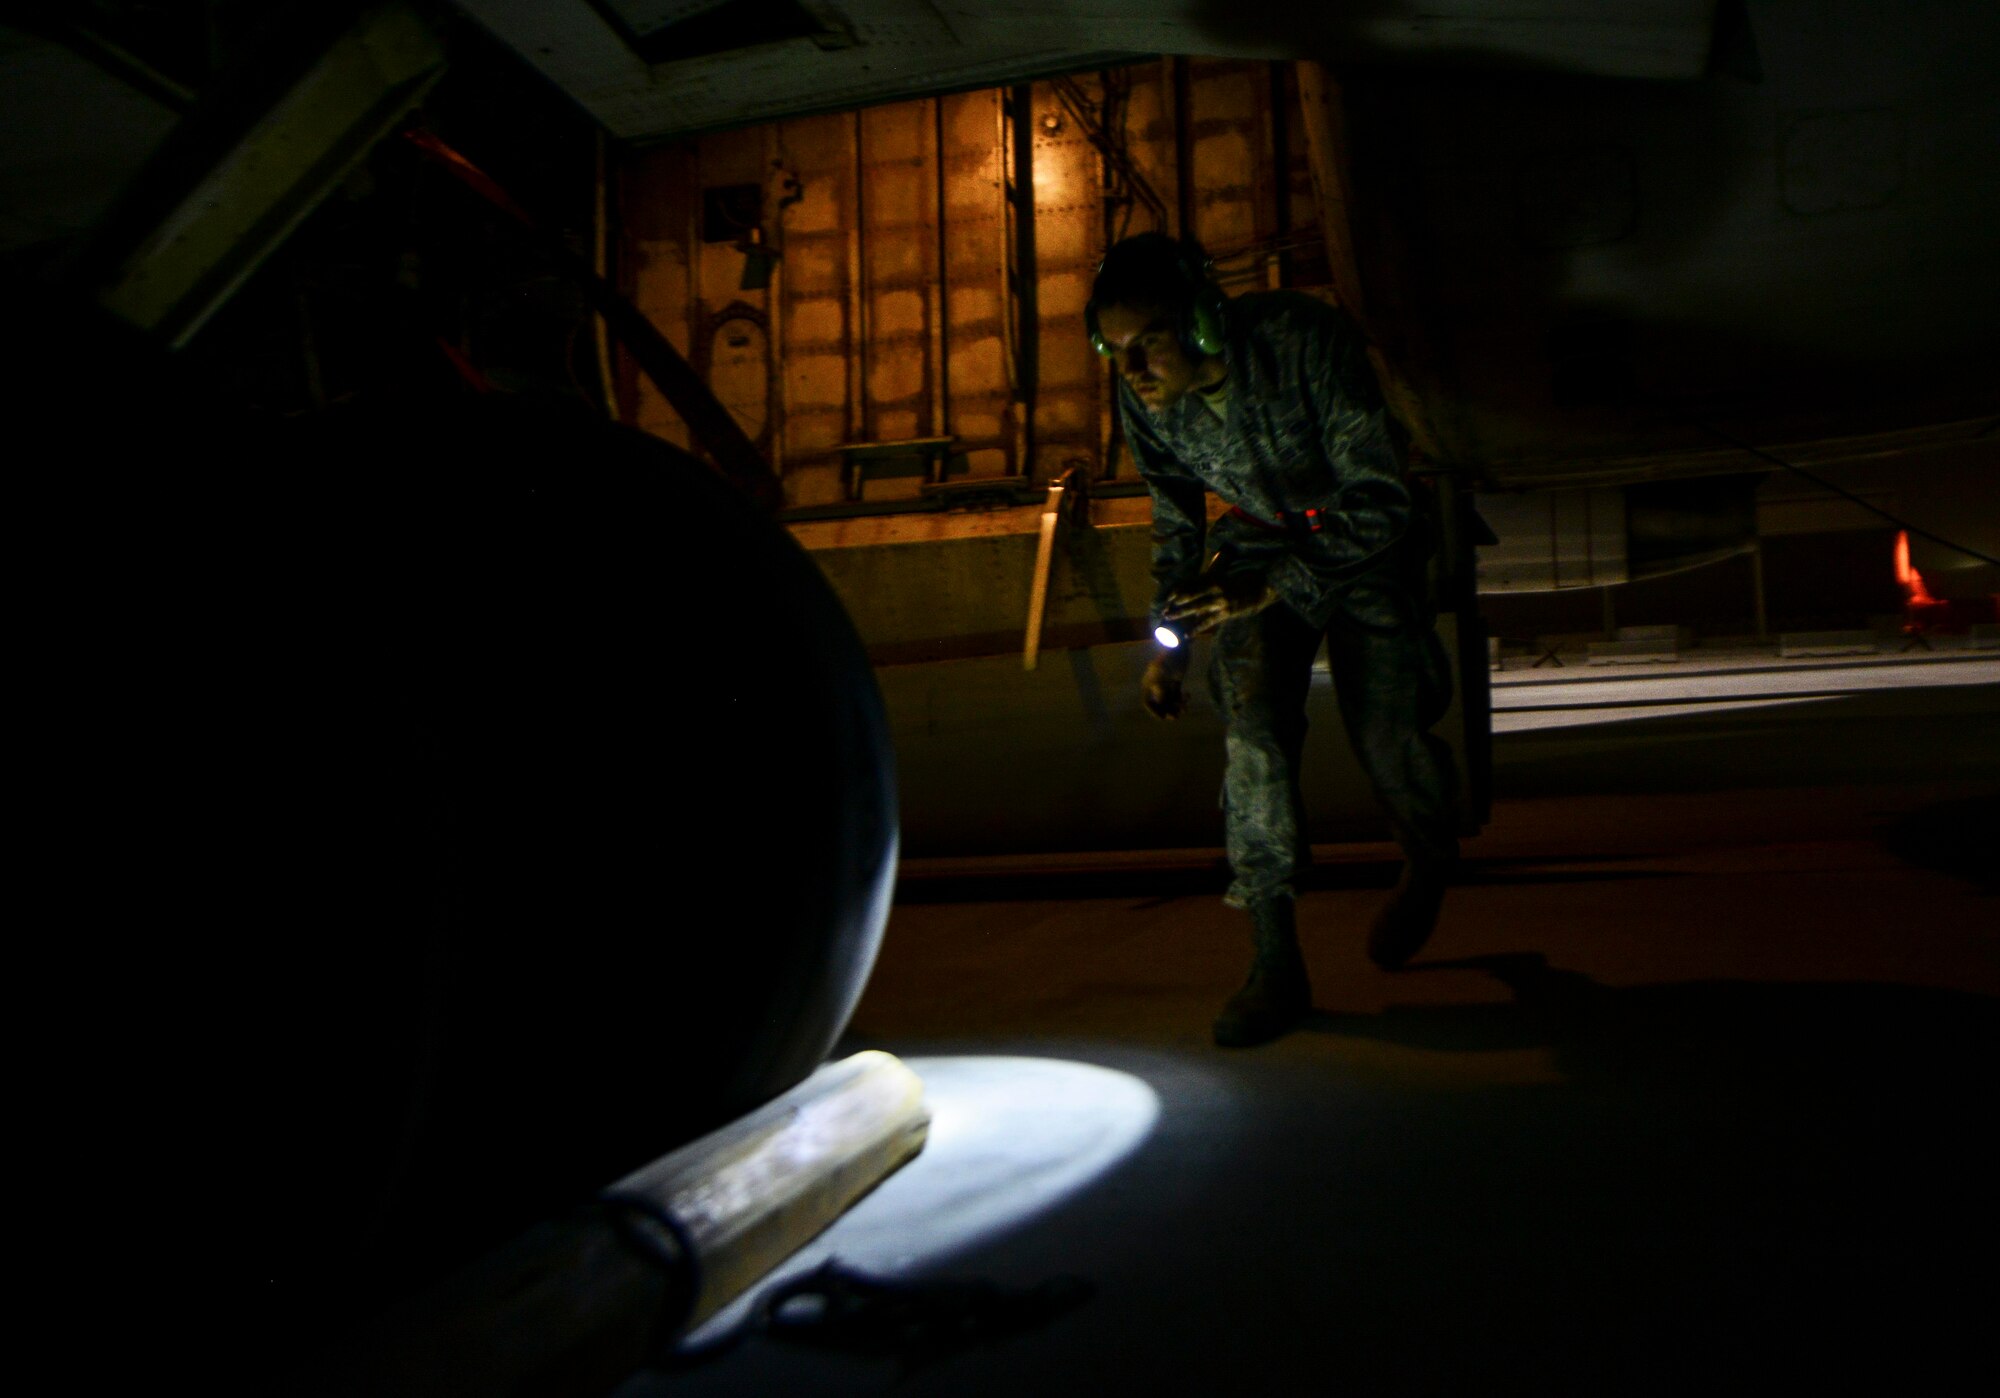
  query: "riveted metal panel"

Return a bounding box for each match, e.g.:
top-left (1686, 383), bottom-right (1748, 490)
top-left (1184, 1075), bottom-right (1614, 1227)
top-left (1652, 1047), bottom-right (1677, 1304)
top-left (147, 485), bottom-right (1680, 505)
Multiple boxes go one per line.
top-left (1187, 59), bottom-right (1276, 278)
top-left (1028, 79), bottom-right (1105, 481)
top-left (787, 408), bottom-right (847, 456)
top-left (706, 310), bottom-right (771, 444)
top-left (860, 100), bottom-right (937, 448)
top-left (939, 88), bottom-right (1013, 472)
top-left (1117, 62), bottom-right (1178, 240)
top-left (616, 60), bottom-right (1326, 497)
top-left (771, 110), bottom-right (860, 503)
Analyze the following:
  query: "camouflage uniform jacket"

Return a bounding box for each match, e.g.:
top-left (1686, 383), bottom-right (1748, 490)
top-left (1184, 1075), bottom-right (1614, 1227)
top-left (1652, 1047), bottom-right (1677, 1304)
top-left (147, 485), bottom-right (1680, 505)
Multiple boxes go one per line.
top-left (1120, 291), bottom-right (1415, 631)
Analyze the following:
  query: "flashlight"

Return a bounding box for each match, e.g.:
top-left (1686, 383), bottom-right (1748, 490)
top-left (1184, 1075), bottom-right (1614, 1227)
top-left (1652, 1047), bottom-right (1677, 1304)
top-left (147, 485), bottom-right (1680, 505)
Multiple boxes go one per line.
top-left (1155, 548), bottom-right (1228, 651)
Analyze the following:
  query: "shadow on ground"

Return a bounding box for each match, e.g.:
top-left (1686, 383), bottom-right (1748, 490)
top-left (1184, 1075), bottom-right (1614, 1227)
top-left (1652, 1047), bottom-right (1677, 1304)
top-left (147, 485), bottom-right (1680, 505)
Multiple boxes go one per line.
top-left (1243, 952), bottom-right (2000, 1391)
top-left (638, 958), bottom-right (2000, 1395)
top-left (1879, 793), bottom-right (2000, 893)
top-left (896, 854), bottom-right (1682, 905)
top-left (1492, 686), bottom-right (2000, 795)
top-left (1309, 949), bottom-right (1997, 1073)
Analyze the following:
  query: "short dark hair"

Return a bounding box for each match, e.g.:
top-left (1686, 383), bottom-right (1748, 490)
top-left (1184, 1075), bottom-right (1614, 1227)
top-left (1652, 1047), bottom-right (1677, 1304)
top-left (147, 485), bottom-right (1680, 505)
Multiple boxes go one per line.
top-left (1089, 232), bottom-right (1210, 315)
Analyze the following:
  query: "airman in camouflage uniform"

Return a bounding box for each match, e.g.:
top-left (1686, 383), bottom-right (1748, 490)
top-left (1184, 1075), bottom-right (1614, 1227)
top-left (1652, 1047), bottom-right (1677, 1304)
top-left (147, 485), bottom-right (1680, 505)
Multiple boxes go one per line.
top-left (1090, 233), bottom-right (1457, 1047)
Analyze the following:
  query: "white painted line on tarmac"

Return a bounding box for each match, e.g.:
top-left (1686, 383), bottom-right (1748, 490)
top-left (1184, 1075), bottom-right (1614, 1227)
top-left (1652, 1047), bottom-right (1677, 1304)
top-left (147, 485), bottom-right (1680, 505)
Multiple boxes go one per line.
top-left (1493, 695), bottom-right (1838, 734)
top-left (1495, 657), bottom-right (2000, 713)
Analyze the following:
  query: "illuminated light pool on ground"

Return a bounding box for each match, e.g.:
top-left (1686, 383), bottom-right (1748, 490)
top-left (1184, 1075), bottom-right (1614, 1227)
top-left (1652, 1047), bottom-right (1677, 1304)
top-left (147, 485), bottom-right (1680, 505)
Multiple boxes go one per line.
top-left (678, 1055), bottom-right (1161, 1344)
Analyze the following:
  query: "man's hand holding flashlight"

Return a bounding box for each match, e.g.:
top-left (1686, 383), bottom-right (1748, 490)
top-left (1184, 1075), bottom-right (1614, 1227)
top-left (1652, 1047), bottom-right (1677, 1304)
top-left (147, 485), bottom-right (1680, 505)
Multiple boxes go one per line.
top-left (1141, 646), bottom-right (1192, 720)
top-left (1161, 571), bottom-right (1276, 636)
top-left (1142, 569), bottom-right (1275, 721)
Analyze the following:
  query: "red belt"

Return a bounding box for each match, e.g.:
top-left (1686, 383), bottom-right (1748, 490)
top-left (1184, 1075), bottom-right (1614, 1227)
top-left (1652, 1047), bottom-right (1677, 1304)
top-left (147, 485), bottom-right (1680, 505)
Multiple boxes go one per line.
top-left (1227, 504), bottom-right (1325, 535)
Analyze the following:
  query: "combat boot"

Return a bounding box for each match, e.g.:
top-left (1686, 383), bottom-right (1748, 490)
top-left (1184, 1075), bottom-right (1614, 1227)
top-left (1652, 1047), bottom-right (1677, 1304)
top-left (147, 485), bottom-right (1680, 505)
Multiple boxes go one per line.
top-left (1212, 898), bottom-right (1311, 1047)
top-left (1366, 858), bottom-right (1451, 970)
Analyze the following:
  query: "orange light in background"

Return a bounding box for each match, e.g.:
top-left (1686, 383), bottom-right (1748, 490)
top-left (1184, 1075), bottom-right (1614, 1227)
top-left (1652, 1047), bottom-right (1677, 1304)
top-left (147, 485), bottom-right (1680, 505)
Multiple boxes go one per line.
top-left (1894, 529), bottom-right (1948, 632)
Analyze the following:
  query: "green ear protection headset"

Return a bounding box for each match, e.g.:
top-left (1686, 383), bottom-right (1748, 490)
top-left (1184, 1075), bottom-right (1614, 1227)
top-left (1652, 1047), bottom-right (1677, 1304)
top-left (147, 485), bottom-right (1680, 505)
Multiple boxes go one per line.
top-left (1087, 235), bottom-right (1228, 361)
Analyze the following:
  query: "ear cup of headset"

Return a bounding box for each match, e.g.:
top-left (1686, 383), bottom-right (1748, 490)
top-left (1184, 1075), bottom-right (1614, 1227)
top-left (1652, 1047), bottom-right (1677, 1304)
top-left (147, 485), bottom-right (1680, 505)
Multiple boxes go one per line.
top-left (1175, 237), bottom-right (1227, 358)
top-left (1185, 283), bottom-right (1227, 357)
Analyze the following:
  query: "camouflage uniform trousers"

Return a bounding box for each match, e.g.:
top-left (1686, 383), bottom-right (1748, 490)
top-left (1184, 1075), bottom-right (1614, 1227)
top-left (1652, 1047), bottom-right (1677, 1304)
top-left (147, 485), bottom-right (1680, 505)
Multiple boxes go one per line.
top-left (1208, 566), bottom-right (1459, 910)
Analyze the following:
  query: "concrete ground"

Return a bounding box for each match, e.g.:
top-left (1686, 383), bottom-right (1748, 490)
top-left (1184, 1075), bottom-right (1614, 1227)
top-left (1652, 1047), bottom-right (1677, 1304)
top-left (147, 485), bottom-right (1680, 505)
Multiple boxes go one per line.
top-left (622, 656), bottom-right (1999, 1396)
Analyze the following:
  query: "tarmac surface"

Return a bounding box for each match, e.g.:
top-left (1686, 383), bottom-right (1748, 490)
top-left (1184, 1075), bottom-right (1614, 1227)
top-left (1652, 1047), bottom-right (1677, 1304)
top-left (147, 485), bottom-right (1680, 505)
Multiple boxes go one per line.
top-left (621, 651), bottom-right (1999, 1396)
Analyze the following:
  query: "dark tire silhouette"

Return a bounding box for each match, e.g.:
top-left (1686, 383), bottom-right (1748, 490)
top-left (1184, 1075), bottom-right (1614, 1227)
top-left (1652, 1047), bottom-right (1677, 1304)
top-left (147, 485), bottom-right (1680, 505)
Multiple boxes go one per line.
top-left (98, 392), bottom-right (897, 1339)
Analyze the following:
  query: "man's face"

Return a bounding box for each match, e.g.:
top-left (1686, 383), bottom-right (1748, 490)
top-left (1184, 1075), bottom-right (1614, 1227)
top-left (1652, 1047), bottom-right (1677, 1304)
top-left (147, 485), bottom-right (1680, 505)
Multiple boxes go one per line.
top-left (1096, 301), bottom-right (1201, 413)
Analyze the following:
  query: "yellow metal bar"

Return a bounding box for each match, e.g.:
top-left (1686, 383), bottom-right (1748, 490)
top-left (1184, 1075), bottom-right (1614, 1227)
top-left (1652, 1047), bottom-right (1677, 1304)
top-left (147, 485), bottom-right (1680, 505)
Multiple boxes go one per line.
top-left (607, 1051), bottom-right (930, 1330)
top-left (1022, 473), bottom-right (1069, 670)
top-left (95, 4), bottom-right (447, 346)
top-left (309, 1052), bottom-right (929, 1396)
